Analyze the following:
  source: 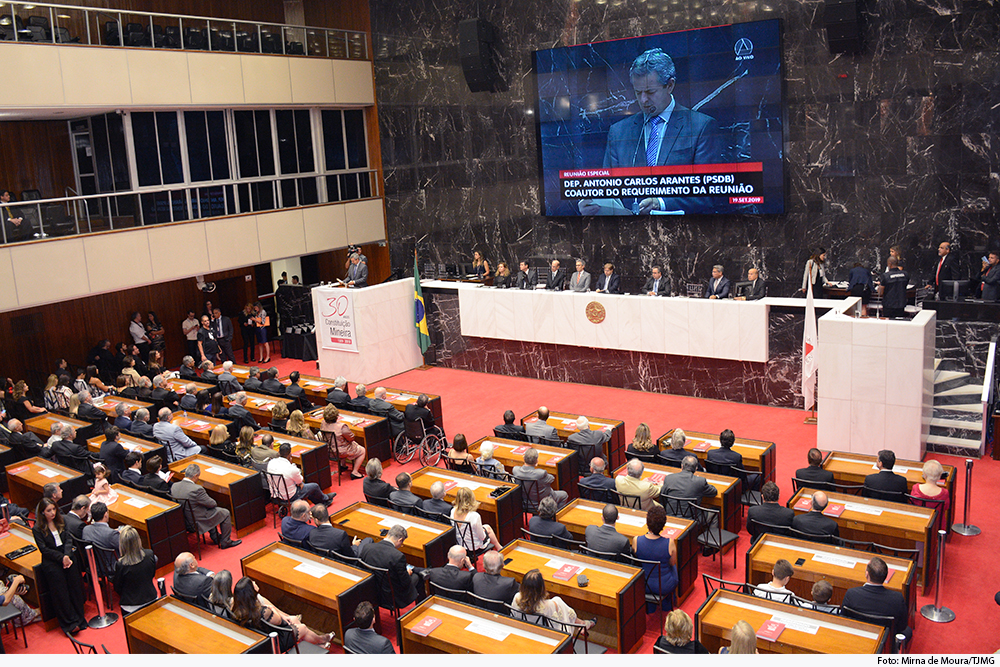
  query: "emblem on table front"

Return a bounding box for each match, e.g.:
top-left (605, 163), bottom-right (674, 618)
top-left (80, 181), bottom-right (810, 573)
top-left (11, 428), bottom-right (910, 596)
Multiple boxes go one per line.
top-left (585, 301), bottom-right (606, 324)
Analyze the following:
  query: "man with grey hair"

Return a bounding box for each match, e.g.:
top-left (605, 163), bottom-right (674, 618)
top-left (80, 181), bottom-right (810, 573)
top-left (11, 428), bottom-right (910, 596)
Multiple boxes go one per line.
top-left (199, 360), bottom-right (217, 383)
top-left (369, 387), bottom-right (404, 437)
top-left (51, 424), bottom-right (91, 473)
top-left (512, 447), bottom-right (568, 508)
top-left (325, 376), bottom-right (351, 407)
top-left (615, 458), bottom-right (662, 511)
top-left (153, 406), bottom-right (203, 459)
top-left (45, 421), bottom-right (64, 447)
top-left (350, 383), bottom-right (372, 413)
top-left (216, 360), bottom-right (242, 395)
top-left (567, 415), bottom-right (611, 464)
top-left (346, 253), bottom-right (368, 288)
top-left (172, 552), bottom-right (214, 599)
top-left (706, 264), bottom-right (730, 299)
top-left (170, 463), bottom-right (241, 549)
top-left (422, 481), bottom-right (453, 517)
top-left (243, 366), bottom-right (263, 392)
top-left (76, 390), bottom-right (106, 422)
top-left (659, 428), bottom-right (690, 467)
top-left (261, 367), bottom-right (285, 395)
top-left (358, 524), bottom-right (420, 607)
top-left (425, 545), bottom-right (474, 596)
top-left (63, 495), bottom-right (92, 539)
top-left (113, 401), bottom-right (133, 431)
top-left (227, 391), bottom-right (257, 429)
top-left (472, 551), bottom-right (518, 605)
top-left (582, 46), bottom-right (721, 216)
top-left (150, 374), bottom-right (179, 410)
top-left (6, 418), bottom-right (51, 460)
top-left (179, 355), bottom-right (199, 381)
top-left (179, 383), bottom-right (199, 411)
top-left (131, 407), bottom-right (153, 437)
top-left (280, 499), bottom-right (314, 543)
top-left (661, 454), bottom-right (718, 501)
top-left (132, 375), bottom-right (153, 401)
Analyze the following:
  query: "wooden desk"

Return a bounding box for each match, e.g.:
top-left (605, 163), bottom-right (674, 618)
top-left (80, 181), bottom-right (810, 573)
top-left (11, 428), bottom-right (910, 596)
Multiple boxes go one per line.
top-left (252, 430), bottom-right (331, 491)
top-left (91, 395), bottom-right (154, 420)
top-left (468, 436), bottom-right (579, 498)
top-left (304, 406), bottom-right (391, 462)
top-left (409, 467), bottom-right (523, 545)
top-left (24, 414), bottom-right (95, 445)
top-left (105, 484), bottom-right (186, 576)
top-left (612, 461), bottom-right (741, 536)
top-left (168, 455), bottom-right (265, 538)
top-left (555, 498), bottom-right (698, 603)
top-left (499, 539), bottom-right (645, 654)
top-left (169, 411), bottom-right (234, 446)
top-left (520, 410), bottom-right (626, 471)
top-left (657, 428), bottom-right (777, 484)
top-left (745, 534), bottom-right (915, 617)
top-left (696, 589), bottom-right (885, 653)
top-left (788, 489), bottom-right (937, 589)
top-left (241, 541), bottom-right (376, 644)
top-left (277, 373), bottom-right (335, 404)
top-left (124, 597), bottom-right (268, 653)
top-left (0, 520), bottom-right (57, 629)
top-left (0, 444), bottom-right (14, 494)
top-left (166, 378), bottom-right (213, 395)
top-left (211, 364), bottom-right (254, 382)
top-left (822, 451), bottom-right (956, 531)
top-left (365, 386), bottom-right (445, 433)
top-left (397, 596), bottom-right (571, 654)
top-left (224, 391), bottom-right (292, 427)
top-left (87, 434), bottom-right (165, 466)
top-left (328, 502), bottom-right (454, 568)
top-left (5, 457), bottom-right (87, 511)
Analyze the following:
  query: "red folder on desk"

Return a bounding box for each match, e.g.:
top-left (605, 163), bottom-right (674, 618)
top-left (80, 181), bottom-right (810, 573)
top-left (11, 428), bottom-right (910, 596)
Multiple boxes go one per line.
top-left (793, 497), bottom-right (812, 512)
top-left (410, 616), bottom-right (442, 636)
top-left (442, 480), bottom-right (458, 492)
top-left (510, 445), bottom-right (529, 455)
top-left (756, 620), bottom-right (785, 641)
top-left (551, 564), bottom-right (581, 581)
top-left (648, 473), bottom-right (665, 485)
top-left (823, 503), bottom-right (845, 518)
top-left (690, 440), bottom-right (712, 452)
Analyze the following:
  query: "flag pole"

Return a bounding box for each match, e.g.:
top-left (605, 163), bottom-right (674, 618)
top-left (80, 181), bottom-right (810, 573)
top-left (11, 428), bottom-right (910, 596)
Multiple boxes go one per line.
top-left (802, 274), bottom-right (818, 425)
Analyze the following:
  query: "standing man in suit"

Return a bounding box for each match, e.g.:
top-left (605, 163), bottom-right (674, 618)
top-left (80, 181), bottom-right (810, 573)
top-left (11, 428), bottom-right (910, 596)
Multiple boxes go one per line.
top-left (643, 266), bottom-right (670, 297)
top-left (706, 265), bottom-right (730, 299)
top-left (791, 490), bottom-right (839, 538)
top-left (211, 308), bottom-right (235, 363)
top-left (358, 524), bottom-right (421, 609)
top-left (568, 259), bottom-right (591, 292)
top-left (567, 415), bottom-right (610, 463)
top-left (585, 504), bottom-right (633, 557)
top-left (979, 251), bottom-right (1000, 302)
top-left (547, 260), bottom-right (566, 291)
top-left (737, 267), bottom-right (766, 300)
top-left (216, 361), bottom-right (242, 396)
top-left (616, 458), bottom-right (662, 511)
top-left (795, 448), bottom-right (834, 490)
top-left (581, 48), bottom-right (721, 216)
top-left (864, 450), bottom-right (909, 500)
top-left (660, 456), bottom-right (717, 501)
top-left (325, 376), bottom-right (351, 408)
top-left (472, 551), bottom-right (519, 605)
top-left (594, 263), bottom-right (621, 294)
top-left (842, 557), bottom-right (911, 641)
top-left (525, 407), bottom-right (559, 442)
top-left (746, 482), bottom-right (794, 543)
top-left (344, 601), bottom-right (394, 654)
top-left (516, 261), bottom-right (538, 290)
top-left (928, 241), bottom-right (959, 293)
top-left (346, 253), bottom-right (368, 288)
top-left (170, 464), bottom-right (241, 548)
top-left (879, 257), bottom-right (909, 318)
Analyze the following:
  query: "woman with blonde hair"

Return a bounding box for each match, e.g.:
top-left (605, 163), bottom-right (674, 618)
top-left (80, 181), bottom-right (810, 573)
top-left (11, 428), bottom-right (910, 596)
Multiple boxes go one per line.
top-left (43, 374), bottom-right (69, 412)
top-left (113, 525), bottom-right (157, 614)
top-left (209, 424), bottom-right (235, 455)
top-left (911, 459), bottom-right (949, 517)
top-left (720, 619), bottom-right (757, 654)
top-left (286, 409), bottom-right (314, 440)
top-left (451, 487), bottom-right (501, 552)
top-left (270, 401), bottom-right (289, 431)
top-left (655, 609), bottom-right (709, 653)
top-left (627, 422), bottom-right (657, 455)
top-left (319, 404), bottom-right (365, 479)
top-left (67, 391), bottom-right (81, 417)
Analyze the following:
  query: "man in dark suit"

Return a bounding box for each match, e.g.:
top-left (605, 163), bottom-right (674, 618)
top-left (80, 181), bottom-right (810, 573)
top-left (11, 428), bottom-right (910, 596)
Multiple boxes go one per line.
top-left (349, 383), bottom-right (372, 413)
top-left (842, 557), bottom-right (911, 640)
top-left (738, 267), bottom-right (766, 300)
top-left (280, 500), bottom-right (315, 543)
top-left (422, 481), bottom-right (453, 517)
top-left (346, 253), bottom-right (368, 288)
top-left (661, 455), bottom-right (718, 501)
top-left (368, 387), bottom-right (404, 437)
top-left (594, 263), bottom-right (621, 294)
top-left (524, 406), bottom-right (559, 442)
top-left (121, 451), bottom-right (143, 485)
top-left (51, 425), bottom-right (91, 473)
top-left (979, 251), bottom-right (1000, 302)
top-left (343, 601), bottom-right (394, 654)
top-left (567, 415), bottom-right (610, 463)
top-left (471, 551), bottom-right (519, 605)
top-left (211, 308), bottom-right (235, 362)
top-left (706, 265), bottom-right (730, 299)
top-left (261, 367), bottom-right (286, 395)
top-left (76, 391), bottom-right (107, 422)
top-left (172, 552), bottom-right (214, 600)
top-left (389, 472), bottom-right (424, 510)
top-left (113, 402), bottom-right (133, 431)
top-left (658, 429), bottom-right (700, 469)
top-left (404, 394), bottom-right (438, 435)
top-left (82, 502), bottom-right (120, 551)
top-left (179, 384), bottom-right (199, 411)
top-left (150, 374), bottom-right (179, 411)
top-left (585, 504), bottom-right (633, 557)
top-left (140, 455), bottom-right (173, 495)
top-left (225, 392), bottom-right (256, 430)
top-left (643, 266), bottom-right (670, 296)
top-left (546, 260), bottom-right (566, 290)
top-left (581, 48), bottom-right (720, 216)
top-left (513, 448), bottom-right (568, 507)
top-left (424, 545), bottom-right (475, 596)
top-left (243, 367), bottom-right (263, 392)
top-left (284, 371), bottom-right (313, 411)
top-left (494, 409), bottom-right (525, 438)
top-left (527, 497), bottom-right (575, 546)
top-left (795, 448), bottom-right (834, 490)
top-left (325, 376), bottom-right (351, 408)
top-left (199, 361), bottom-right (218, 384)
top-left (63, 495), bottom-right (91, 539)
top-left (746, 481), bottom-right (794, 543)
top-left (791, 490), bottom-right (840, 538)
top-left (179, 356), bottom-right (200, 381)
top-left (171, 463), bottom-right (241, 549)
top-left (306, 503), bottom-right (359, 560)
top-left (358, 524), bottom-right (421, 608)
top-left (99, 425), bottom-right (129, 479)
top-left (516, 261), bottom-right (538, 290)
top-left (706, 429), bottom-right (742, 470)
top-left (864, 450), bottom-right (909, 501)
top-left (6, 419), bottom-right (53, 460)
top-left (130, 408), bottom-right (153, 437)
top-left (929, 241), bottom-right (959, 293)
top-left (580, 457), bottom-right (617, 491)
top-left (216, 360), bottom-right (242, 395)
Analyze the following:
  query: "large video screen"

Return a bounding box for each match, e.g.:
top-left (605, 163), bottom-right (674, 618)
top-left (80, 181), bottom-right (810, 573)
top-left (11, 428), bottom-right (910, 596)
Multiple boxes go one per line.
top-left (533, 19), bottom-right (785, 217)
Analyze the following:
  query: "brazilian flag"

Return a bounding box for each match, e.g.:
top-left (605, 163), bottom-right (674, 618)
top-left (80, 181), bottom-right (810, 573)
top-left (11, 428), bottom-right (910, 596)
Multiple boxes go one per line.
top-left (414, 251), bottom-right (430, 354)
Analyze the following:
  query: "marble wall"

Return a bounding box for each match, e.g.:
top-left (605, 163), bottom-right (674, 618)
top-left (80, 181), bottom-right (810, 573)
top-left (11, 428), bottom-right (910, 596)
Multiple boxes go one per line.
top-left (369, 0), bottom-right (1000, 296)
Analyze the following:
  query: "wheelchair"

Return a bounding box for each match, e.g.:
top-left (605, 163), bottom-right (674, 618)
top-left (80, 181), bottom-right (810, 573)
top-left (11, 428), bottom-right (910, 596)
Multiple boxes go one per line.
top-left (393, 418), bottom-right (446, 466)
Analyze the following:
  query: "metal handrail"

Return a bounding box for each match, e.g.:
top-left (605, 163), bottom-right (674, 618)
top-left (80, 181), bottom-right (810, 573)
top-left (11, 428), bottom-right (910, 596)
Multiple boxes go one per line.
top-left (982, 335), bottom-right (997, 455)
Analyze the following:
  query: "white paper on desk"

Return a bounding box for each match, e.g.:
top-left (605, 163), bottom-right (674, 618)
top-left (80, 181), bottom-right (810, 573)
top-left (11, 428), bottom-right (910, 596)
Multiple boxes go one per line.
top-left (38, 469), bottom-right (59, 478)
top-left (543, 558), bottom-right (580, 572)
top-left (124, 497), bottom-right (149, 509)
top-left (205, 466), bottom-right (233, 476)
top-left (810, 553), bottom-right (856, 569)
top-left (124, 444), bottom-right (140, 452)
top-left (293, 562), bottom-right (328, 579)
top-left (650, 209), bottom-right (685, 215)
top-left (771, 614), bottom-right (819, 634)
top-left (843, 502), bottom-right (883, 516)
top-left (465, 621), bottom-right (510, 642)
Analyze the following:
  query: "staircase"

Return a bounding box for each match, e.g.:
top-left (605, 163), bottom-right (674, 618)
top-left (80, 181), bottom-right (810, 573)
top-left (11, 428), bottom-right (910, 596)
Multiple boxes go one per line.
top-left (927, 359), bottom-right (984, 457)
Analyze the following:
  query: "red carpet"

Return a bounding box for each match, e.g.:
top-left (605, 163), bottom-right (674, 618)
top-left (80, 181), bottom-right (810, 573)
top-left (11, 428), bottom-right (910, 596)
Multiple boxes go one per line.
top-left (8, 364), bottom-right (997, 654)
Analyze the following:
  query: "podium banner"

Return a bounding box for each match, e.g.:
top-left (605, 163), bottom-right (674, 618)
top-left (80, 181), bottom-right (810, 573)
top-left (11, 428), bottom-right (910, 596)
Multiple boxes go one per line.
top-left (318, 290), bottom-right (359, 353)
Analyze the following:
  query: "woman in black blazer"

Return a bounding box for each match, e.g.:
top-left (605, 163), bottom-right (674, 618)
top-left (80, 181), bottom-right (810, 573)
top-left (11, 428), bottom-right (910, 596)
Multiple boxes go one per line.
top-left (113, 525), bottom-right (158, 614)
top-left (32, 497), bottom-right (87, 633)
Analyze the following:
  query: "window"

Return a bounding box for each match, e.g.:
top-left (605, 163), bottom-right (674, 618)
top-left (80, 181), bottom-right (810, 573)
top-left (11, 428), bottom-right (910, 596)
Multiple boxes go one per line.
top-left (234, 110), bottom-right (276, 178)
top-left (130, 111), bottom-right (184, 187)
top-left (184, 111), bottom-right (230, 182)
top-left (275, 109), bottom-right (314, 175)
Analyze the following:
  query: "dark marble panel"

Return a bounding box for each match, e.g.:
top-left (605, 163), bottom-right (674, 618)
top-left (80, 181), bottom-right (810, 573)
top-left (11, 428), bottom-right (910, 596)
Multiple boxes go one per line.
top-left (935, 320), bottom-right (996, 375)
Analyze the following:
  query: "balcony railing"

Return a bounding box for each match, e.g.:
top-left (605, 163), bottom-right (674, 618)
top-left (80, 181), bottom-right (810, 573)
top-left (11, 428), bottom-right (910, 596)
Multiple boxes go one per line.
top-left (0, 0), bottom-right (367, 59)
top-left (0, 170), bottom-right (380, 244)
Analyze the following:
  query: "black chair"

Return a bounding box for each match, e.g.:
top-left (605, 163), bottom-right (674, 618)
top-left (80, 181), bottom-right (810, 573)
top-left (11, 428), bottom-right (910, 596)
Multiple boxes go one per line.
top-left (452, 518), bottom-right (490, 565)
top-left (746, 518), bottom-right (790, 544)
top-left (908, 493), bottom-right (948, 535)
top-left (313, 545), bottom-right (363, 569)
top-left (442, 455), bottom-right (478, 475)
top-left (869, 543), bottom-right (920, 562)
top-left (179, 498), bottom-right (209, 557)
top-left (414, 506), bottom-right (451, 524)
top-left (689, 502), bottom-right (738, 578)
top-left (624, 554), bottom-right (675, 630)
top-left (829, 481), bottom-right (865, 496)
top-left (660, 494), bottom-right (698, 521)
top-left (788, 526), bottom-right (838, 545)
top-left (508, 605), bottom-right (604, 654)
top-left (183, 27), bottom-right (207, 50)
top-left (363, 492), bottom-right (390, 509)
top-left (267, 422), bottom-right (288, 435)
top-left (387, 497), bottom-right (419, 515)
top-left (625, 450), bottom-right (658, 465)
top-left (316, 430), bottom-right (346, 487)
top-left (427, 580), bottom-right (469, 604)
top-left (580, 545), bottom-right (628, 564)
top-left (260, 616), bottom-right (327, 654)
top-left (493, 428), bottom-right (528, 442)
top-left (515, 477), bottom-right (544, 516)
top-left (480, 469), bottom-right (515, 484)
top-left (862, 486), bottom-right (907, 503)
top-left (578, 480), bottom-right (614, 503)
top-left (527, 434), bottom-right (562, 448)
top-left (358, 560), bottom-right (411, 619)
top-left (278, 532), bottom-right (304, 548)
top-left (841, 605), bottom-right (899, 653)
top-left (466, 590), bottom-right (509, 615)
top-left (731, 465), bottom-right (763, 508)
top-left (520, 527), bottom-right (580, 551)
top-left (162, 25), bottom-right (182, 48)
top-left (836, 536), bottom-right (875, 551)
top-left (791, 476), bottom-right (834, 494)
top-left (64, 629), bottom-right (98, 653)
top-left (104, 20), bottom-right (121, 46)
top-left (0, 600), bottom-right (26, 649)
top-left (265, 471), bottom-right (295, 528)
top-left (611, 491), bottom-right (642, 509)
top-left (171, 589), bottom-right (207, 609)
top-left (701, 573), bottom-right (749, 597)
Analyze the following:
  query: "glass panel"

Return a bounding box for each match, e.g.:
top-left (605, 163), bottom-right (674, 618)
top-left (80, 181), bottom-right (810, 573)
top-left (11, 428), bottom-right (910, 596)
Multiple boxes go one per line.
top-left (234, 22), bottom-right (259, 53)
top-left (359, 172), bottom-right (372, 199)
top-left (156, 112), bottom-right (183, 185)
top-left (170, 190), bottom-right (189, 221)
top-left (208, 20), bottom-right (236, 52)
top-left (344, 109), bottom-right (367, 169)
top-left (181, 19), bottom-right (210, 51)
top-left (237, 182), bottom-right (250, 212)
top-left (280, 179), bottom-right (297, 208)
top-left (298, 177), bottom-right (318, 205)
top-left (184, 111), bottom-right (211, 182)
top-left (259, 24), bottom-right (282, 54)
top-left (283, 26), bottom-right (305, 55)
top-left (322, 111), bottom-right (346, 171)
top-left (339, 173), bottom-right (359, 201)
top-left (305, 28), bottom-right (325, 57)
top-left (52, 7), bottom-right (87, 45)
top-left (234, 110), bottom-right (259, 178)
top-left (348, 33), bottom-right (366, 59)
top-left (206, 111), bottom-right (230, 180)
top-left (121, 13), bottom-right (151, 48)
top-left (255, 111), bottom-right (275, 177)
top-left (294, 109), bottom-right (314, 172)
top-left (107, 113), bottom-right (130, 192)
top-left (276, 110), bottom-right (297, 174)
top-left (140, 191), bottom-right (171, 225)
top-left (131, 112), bottom-right (160, 186)
top-left (74, 135), bottom-right (94, 176)
top-left (326, 175), bottom-right (341, 202)
top-left (252, 181), bottom-right (275, 211)
top-left (327, 32), bottom-right (347, 59)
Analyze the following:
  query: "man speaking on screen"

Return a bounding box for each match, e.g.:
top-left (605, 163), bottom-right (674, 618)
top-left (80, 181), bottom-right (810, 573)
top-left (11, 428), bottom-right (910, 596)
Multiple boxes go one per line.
top-left (580, 48), bottom-right (722, 216)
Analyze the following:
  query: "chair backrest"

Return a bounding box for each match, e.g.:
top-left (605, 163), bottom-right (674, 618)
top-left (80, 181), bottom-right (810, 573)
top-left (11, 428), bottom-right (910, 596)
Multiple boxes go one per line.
top-left (427, 580), bottom-right (469, 604)
top-left (704, 460), bottom-right (733, 477)
top-left (747, 517), bottom-right (790, 542)
top-left (516, 477), bottom-right (544, 514)
top-left (791, 476), bottom-right (833, 494)
top-left (870, 543), bottom-right (920, 562)
top-left (452, 517), bottom-right (482, 553)
top-left (701, 573), bottom-right (748, 597)
top-left (65, 629), bottom-right (98, 653)
top-left (266, 471), bottom-right (294, 501)
top-left (862, 485), bottom-right (907, 503)
top-left (259, 615), bottom-right (299, 653)
top-left (580, 545), bottom-right (626, 564)
top-left (611, 491), bottom-right (642, 509)
top-left (494, 428), bottom-right (528, 442)
top-left (480, 468), bottom-right (515, 483)
top-left (443, 455), bottom-right (477, 475)
top-left (359, 559), bottom-right (399, 611)
top-left (625, 553), bottom-right (670, 602)
top-left (578, 480), bottom-right (613, 504)
top-left (507, 604), bottom-right (549, 628)
top-left (91, 542), bottom-right (119, 578)
top-left (388, 497), bottom-right (418, 515)
top-left (267, 422), bottom-right (288, 435)
top-left (415, 506), bottom-right (451, 524)
top-left (907, 493), bottom-right (947, 533)
top-left (835, 536), bottom-right (875, 551)
top-left (661, 494), bottom-right (698, 520)
top-left (467, 590), bottom-right (509, 615)
top-left (830, 481), bottom-right (865, 496)
top-left (404, 418), bottom-right (427, 441)
top-left (789, 526), bottom-right (837, 545)
top-left (278, 532), bottom-right (303, 548)
top-left (363, 492), bottom-right (390, 509)
top-left (841, 604), bottom-right (896, 632)
top-left (179, 498), bottom-right (199, 534)
top-left (171, 589), bottom-right (204, 608)
top-left (626, 450), bottom-right (658, 465)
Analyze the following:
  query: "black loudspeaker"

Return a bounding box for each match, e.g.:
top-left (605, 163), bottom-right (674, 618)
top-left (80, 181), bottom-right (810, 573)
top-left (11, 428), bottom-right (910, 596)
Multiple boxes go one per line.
top-left (458, 18), bottom-right (506, 93)
top-left (824, 0), bottom-right (862, 54)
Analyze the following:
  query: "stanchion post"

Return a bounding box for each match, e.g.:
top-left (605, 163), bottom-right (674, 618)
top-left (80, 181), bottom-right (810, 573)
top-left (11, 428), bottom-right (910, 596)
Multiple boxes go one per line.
top-left (895, 634), bottom-right (907, 654)
top-left (85, 544), bottom-right (118, 628)
top-left (270, 631), bottom-right (280, 654)
top-left (156, 576), bottom-right (166, 597)
top-left (953, 458), bottom-right (981, 536)
top-left (920, 529), bottom-right (955, 623)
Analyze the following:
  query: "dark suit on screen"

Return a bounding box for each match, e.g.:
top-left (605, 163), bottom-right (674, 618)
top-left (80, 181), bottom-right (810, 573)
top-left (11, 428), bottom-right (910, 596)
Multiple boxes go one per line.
top-left (595, 273), bottom-right (621, 294)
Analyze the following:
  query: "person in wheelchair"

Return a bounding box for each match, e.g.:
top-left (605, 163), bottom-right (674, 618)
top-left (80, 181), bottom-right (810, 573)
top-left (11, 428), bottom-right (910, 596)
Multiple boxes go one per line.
top-left (403, 394), bottom-right (444, 438)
